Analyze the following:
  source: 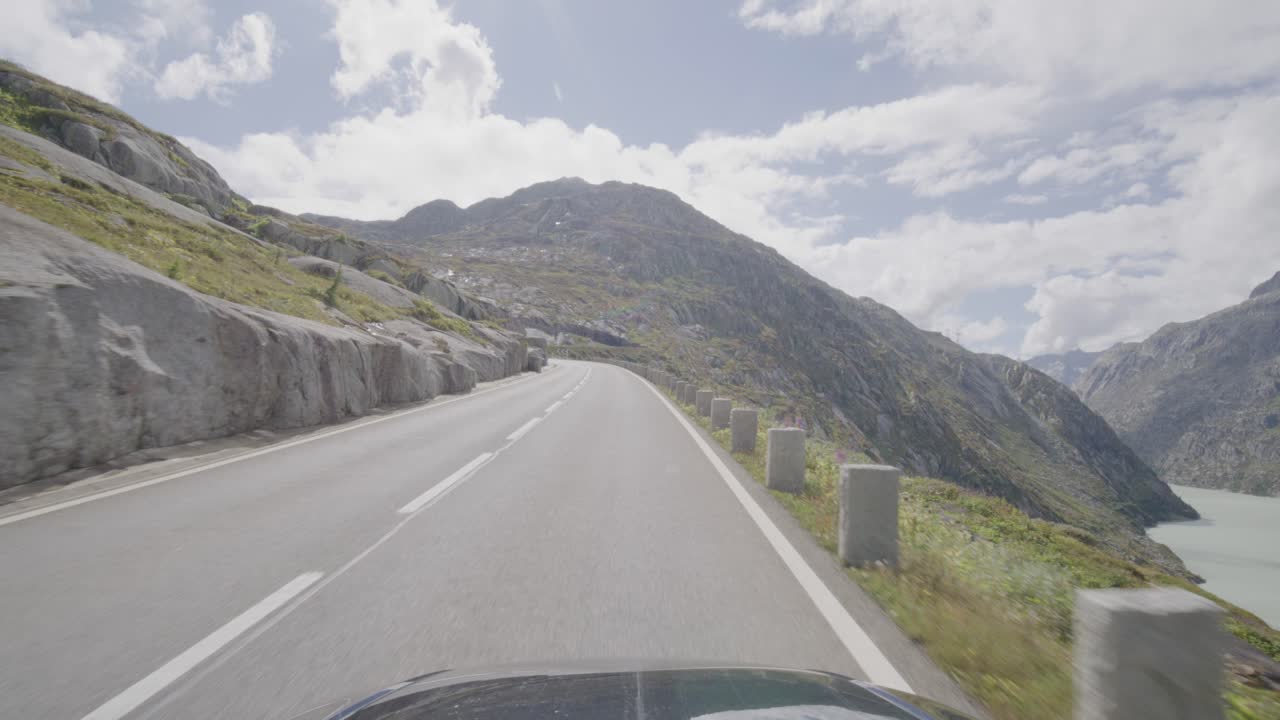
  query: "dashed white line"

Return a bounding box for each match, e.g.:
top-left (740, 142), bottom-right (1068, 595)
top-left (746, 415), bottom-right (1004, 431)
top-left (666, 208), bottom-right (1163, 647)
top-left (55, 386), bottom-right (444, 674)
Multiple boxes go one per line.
top-left (80, 363), bottom-right (596, 718)
top-left (627, 368), bottom-right (913, 693)
top-left (397, 452), bottom-right (494, 514)
top-left (505, 417), bottom-right (542, 442)
top-left (544, 401), bottom-right (563, 414)
top-left (80, 572), bottom-right (323, 720)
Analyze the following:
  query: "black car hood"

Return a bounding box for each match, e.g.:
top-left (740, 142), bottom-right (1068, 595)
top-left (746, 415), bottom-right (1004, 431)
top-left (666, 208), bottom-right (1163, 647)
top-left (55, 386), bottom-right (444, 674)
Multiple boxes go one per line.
top-left (304, 662), bottom-right (975, 720)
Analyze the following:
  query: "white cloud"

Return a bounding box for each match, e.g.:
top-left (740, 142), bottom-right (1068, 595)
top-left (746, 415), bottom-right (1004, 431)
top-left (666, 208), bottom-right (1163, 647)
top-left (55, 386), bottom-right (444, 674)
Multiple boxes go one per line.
top-left (884, 142), bottom-right (1022, 197)
top-left (155, 12), bottom-right (277, 101)
top-left (808, 92), bottom-right (1280, 357)
top-left (1124, 182), bottom-right (1150, 199)
top-left (935, 315), bottom-right (1010, 350)
top-left (329, 0), bottom-right (499, 118)
top-left (0, 0), bottom-right (132, 102)
top-left (1017, 141), bottom-right (1160, 186)
top-left (133, 0), bottom-right (213, 47)
top-left (1005, 193), bottom-right (1047, 205)
top-left (739, 0), bottom-right (1280, 96)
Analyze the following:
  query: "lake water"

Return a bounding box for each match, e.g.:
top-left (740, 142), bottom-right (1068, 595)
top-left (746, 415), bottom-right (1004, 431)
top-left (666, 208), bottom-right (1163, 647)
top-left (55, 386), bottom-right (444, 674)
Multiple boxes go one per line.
top-left (1149, 484), bottom-right (1280, 628)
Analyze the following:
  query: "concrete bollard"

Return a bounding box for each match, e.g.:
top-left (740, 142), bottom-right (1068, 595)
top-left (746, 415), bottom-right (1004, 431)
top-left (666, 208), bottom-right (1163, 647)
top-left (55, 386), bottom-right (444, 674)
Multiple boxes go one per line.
top-left (685, 385), bottom-right (697, 405)
top-left (675, 382), bottom-right (687, 402)
top-left (695, 389), bottom-right (714, 416)
top-left (837, 465), bottom-right (900, 568)
top-left (710, 398), bottom-right (732, 430)
top-left (766, 427), bottom-right (806, 493)
top-left (731, 409), bottom-right (757, 453)
top-left (1074, 588), bottom-right (1224, 720)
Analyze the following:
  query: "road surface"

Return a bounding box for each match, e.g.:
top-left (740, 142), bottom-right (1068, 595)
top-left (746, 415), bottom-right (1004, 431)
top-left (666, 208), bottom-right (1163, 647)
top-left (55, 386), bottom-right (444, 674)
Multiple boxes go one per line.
top-left (0, 360), bottom-right (979, 719)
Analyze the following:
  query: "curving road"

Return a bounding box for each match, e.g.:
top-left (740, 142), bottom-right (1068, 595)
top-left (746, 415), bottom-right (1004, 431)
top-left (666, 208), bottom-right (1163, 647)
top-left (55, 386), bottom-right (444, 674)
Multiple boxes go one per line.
top-left (0, 360), bottom-right (981, 719)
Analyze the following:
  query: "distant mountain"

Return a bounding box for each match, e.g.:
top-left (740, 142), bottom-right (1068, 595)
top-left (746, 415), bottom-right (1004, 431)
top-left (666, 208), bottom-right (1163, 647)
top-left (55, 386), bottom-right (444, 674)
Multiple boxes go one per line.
top-left (1077, 272), bottom-right (1280, 496)
top-left (1026, 349), bottom-right (1103, 388)
top-left (309, 179), bottom-right (1197, 567)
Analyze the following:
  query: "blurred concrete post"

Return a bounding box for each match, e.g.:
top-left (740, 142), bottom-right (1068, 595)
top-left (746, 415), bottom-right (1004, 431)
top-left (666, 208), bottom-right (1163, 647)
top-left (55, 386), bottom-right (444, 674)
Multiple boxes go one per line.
top-left (695, 390), bottom-right (713, 416)
top-left (730, 409), bottom-right (757, 453)
top-left (837, 465), bottom-right (900, 568)
top-left (765, 428), bottom-right (805, 493)
top-left (675, 382), bottom-right (687, 402)
top-left (710, 398), bottom-right (731, 430)
top-left (1074, 588), bottom-right (1224, 720)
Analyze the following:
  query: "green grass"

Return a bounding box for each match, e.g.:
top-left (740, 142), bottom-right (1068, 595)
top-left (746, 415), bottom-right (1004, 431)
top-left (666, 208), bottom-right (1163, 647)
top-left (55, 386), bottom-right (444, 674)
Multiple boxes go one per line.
top-left (659, 387), bottom-right (1280, 720)
top-left (0, 165), bottom-right (405, 326)
top-left (365, 269), bottom-right (404, 287)
top-left (409, 298), bottom-right (473, 336)
top-left (0, 133), bottom-right (54, 172)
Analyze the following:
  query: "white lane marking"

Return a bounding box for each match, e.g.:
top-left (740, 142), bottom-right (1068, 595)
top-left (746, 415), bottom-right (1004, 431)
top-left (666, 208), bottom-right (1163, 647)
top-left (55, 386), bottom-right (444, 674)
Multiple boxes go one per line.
top-left (397, 452), bottom-right (494, 514)
top-left (628, 369), bottom-right (913, 692)
top-left (561, 392), bottom-right (574, 400)
top-left (506, 417), bottom-right (542, 442)
top-left (81, 572), bottom-right (323, 720)
top-left (85, 365), bottom-right (593, 718)
top-left (0, 367), bottom-right (563, 529)
top-left (544, 401), bottom-right (563, 414)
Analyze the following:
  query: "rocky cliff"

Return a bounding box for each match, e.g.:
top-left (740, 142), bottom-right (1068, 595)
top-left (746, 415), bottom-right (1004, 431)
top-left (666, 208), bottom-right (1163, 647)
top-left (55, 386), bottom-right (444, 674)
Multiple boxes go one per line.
top-left (310, 178), bottom-right (1196, 567)
top-left (0, 64), bottom-right (535, 490)
top-left (1076, 275), bottom-right (1280, 496)
top-left (0, 206), bottom-right (520, 487)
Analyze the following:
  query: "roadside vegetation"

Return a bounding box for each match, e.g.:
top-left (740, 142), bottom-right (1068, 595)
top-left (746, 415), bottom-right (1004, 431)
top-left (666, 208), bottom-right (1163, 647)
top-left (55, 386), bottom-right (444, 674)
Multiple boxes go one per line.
top-left (666, 387), bottom-right (1280, 720)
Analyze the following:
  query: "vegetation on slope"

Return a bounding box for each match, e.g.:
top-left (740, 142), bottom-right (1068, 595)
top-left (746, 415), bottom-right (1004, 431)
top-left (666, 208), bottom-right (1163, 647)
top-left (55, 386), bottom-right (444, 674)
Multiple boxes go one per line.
top-left (663, 386), bottom-right (1280, 720)
top-left (0, 149), bottom-right (466, 332)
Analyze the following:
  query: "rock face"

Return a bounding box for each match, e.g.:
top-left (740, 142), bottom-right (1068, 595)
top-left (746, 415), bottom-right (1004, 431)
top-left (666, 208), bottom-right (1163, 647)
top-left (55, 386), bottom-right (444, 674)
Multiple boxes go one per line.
top-left (309, 179), bottom-right (1196, 564)
top-left (1076, 276), bottom-right (1280, 496)
top-left (0, 65), bottom-right (233, 213)
top-left (0, 205), bottom-right (524, 489)
top-left (1026, 349), bottom-right (1103, 388)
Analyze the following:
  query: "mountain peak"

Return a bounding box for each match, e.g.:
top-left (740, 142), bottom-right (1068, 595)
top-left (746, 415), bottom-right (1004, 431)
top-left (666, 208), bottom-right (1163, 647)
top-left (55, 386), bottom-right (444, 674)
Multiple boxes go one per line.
top-left (1248, 270), bottom-right (1280, 299)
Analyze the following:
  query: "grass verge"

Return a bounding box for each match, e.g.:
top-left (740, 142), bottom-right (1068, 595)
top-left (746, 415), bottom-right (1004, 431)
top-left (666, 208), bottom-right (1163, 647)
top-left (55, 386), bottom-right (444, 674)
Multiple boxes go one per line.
top-left (659, 383), bottom-right (1280, 720)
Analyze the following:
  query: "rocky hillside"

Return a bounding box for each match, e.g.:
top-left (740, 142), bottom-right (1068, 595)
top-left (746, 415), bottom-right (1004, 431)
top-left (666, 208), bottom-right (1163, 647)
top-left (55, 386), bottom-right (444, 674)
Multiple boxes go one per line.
top-left (0, 62), bottom-right (542, 489)
top-left (1026, 349), bottom-right (1102, 388)
top-left (309, 178), bottom-right (1197, 568)
top-left (1076, 273), bottom-right (1280, 496)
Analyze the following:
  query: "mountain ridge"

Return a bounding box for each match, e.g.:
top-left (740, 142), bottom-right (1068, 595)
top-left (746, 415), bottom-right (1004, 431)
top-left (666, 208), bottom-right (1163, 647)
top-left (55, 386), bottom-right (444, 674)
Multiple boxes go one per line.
top-left (307, 179), bottom-right (1198, 566)
top-left (1077, 274), bottom-right (1280, 495)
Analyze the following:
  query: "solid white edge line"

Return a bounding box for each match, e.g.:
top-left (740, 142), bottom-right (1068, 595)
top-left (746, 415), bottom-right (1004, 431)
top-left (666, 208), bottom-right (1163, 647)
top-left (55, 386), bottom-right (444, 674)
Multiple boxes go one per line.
top-left (397, 452), bottom-right (494, 514)
top-left (0, 367), bottom-right (561, 529)
top-left (545, 401), bottom-right (563, 414)
top-left (505, 417), bottom-right (542, 442)
top-left (627, 369), bottom-right (913, 693)
top-left (80, 572), bottom-right (323, 720)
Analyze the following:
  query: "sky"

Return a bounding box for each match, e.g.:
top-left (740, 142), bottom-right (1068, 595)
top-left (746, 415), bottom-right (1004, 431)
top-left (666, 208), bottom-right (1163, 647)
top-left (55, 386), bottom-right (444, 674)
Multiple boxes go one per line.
top-left (5, 0), bottom-right (1280, 358)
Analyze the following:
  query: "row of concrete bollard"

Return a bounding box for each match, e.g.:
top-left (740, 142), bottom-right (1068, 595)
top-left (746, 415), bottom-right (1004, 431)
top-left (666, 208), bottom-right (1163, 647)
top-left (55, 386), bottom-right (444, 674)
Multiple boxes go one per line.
top-left (610, 359), bottom-right (1228, 720)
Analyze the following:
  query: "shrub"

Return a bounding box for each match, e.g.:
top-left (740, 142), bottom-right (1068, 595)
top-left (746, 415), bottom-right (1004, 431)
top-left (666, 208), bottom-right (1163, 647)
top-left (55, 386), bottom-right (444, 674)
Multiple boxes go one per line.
top-left (323, 268), bottom-right (343, 307)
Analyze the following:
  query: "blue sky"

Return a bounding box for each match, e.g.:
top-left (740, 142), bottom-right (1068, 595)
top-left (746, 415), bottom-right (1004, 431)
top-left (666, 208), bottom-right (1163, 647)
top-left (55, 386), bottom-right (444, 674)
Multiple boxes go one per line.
top-left (6, 0), bottom-right (1280, 358)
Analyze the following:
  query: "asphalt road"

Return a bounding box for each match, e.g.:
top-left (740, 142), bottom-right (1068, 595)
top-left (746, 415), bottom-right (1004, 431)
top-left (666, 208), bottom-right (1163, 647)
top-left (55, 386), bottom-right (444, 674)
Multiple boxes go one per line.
top-left (0, 360), bottom-right (981, 719)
